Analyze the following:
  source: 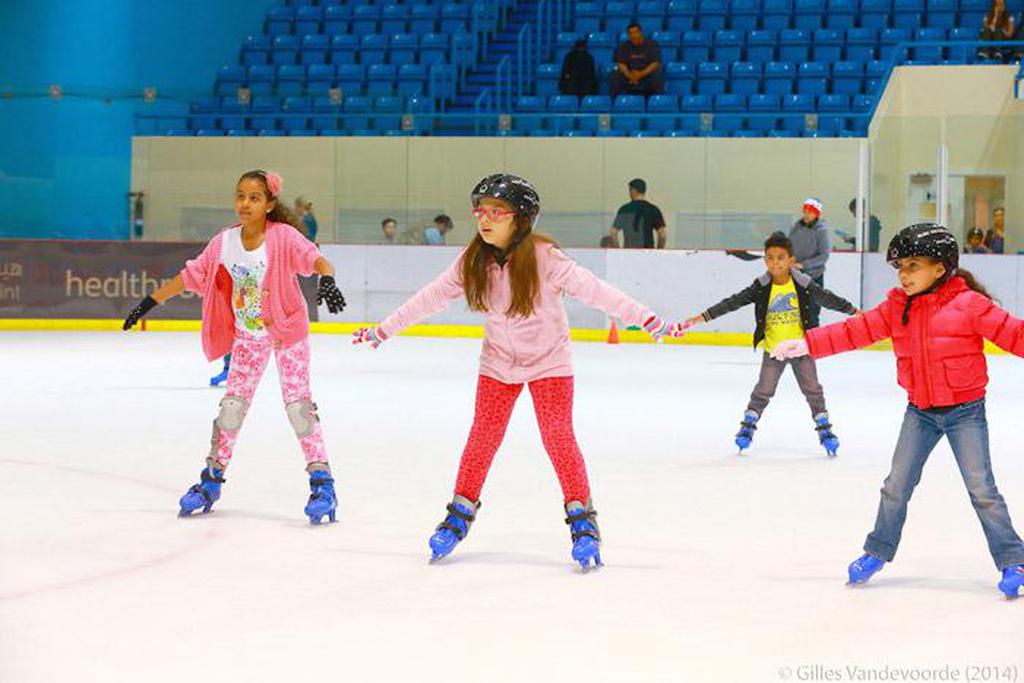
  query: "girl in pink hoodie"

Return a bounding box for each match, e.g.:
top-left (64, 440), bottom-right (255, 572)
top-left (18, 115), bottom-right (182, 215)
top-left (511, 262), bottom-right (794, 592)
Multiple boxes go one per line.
top-left (123, 170), bottom-right (348, 525)
top-left (352, 173), bottom-right (683, 569)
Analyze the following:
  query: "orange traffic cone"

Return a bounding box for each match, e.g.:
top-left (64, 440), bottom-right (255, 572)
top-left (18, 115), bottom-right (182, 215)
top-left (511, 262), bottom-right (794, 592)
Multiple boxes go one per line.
top-left (607, 320), bottom-right (620, 344)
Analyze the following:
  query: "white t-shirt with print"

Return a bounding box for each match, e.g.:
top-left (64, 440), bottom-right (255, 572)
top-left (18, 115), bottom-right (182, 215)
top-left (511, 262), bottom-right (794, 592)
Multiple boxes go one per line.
top-left (220, 227), bottom-right (268, 336)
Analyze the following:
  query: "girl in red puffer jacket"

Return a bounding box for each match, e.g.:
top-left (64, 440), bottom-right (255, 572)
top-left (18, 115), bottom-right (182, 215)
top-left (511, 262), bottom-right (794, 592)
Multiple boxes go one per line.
top-left (773, 223), bottom-right (1024, 598)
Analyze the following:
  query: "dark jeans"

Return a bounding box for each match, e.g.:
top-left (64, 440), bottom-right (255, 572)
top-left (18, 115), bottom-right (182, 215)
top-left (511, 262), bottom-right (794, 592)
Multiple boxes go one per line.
top-left (609, 70), bottom-right (664, 98)
top-left (864, 400), bottom-right (1024, 569)
top-left (747, 352), bottom-right (827, 417)
top-left (806, 273), bottom-right (824, 328)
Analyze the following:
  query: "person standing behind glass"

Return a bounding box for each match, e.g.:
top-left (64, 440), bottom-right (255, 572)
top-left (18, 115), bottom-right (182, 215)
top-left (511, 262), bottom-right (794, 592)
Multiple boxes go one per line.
top-left (789, 198), bottom-right (831, 328)
top-left (608, 178), bottom-right (667, 249)
top-left (295, 197), bottom-right (318, 243)
top-left (986, 207), bottom-right (1006, 254)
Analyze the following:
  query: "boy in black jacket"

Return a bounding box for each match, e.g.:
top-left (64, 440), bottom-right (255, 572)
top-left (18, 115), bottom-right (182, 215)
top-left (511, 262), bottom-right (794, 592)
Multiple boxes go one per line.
top-left (686, 232), bottom-right (859, 456)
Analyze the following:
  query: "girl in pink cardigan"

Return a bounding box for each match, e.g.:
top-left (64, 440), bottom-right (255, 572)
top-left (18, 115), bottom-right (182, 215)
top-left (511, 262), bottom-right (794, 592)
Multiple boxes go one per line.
top-left (352, 173), bottom-right (684, 569)
top-left (123, 170), bottom-right (347, 524)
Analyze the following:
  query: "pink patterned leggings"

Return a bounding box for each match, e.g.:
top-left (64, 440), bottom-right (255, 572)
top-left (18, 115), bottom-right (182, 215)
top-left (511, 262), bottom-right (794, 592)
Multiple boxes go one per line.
top-left (208, 332), bottom-right (328, 470)
top-left (454, 375), bottom-right (591, 504)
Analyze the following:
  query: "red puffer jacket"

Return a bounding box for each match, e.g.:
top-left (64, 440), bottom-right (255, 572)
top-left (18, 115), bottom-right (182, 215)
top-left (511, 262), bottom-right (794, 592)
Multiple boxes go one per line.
top-left (806, 276), bottom-right (1024, 409)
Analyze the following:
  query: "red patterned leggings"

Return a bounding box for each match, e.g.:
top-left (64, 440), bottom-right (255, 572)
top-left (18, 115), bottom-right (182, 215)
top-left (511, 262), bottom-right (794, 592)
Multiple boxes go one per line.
top-left (454, 374), bottom-right (591, 504)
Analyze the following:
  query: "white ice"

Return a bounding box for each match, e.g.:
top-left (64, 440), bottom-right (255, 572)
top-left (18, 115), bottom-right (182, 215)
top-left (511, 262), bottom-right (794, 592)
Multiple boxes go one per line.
top-left (1, 332), bottom-right (1022, 683)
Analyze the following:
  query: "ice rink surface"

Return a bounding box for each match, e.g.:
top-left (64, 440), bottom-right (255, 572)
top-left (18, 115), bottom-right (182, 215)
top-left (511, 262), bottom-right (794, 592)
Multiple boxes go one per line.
top-left (1, 332), bottom-right (1022, 683)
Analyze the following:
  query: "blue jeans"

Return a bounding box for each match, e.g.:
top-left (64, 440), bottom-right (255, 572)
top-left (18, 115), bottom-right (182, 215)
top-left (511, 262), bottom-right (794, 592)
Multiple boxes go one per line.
top-left (865, 399), bottom-right (1024, 569)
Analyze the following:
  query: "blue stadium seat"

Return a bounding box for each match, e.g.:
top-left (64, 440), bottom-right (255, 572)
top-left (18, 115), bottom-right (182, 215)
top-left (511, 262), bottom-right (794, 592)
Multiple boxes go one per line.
top-left (588, 32), bottom-right (615, 66)
top-left (860, 0), bottom-right (891, 30)
top-left (226, 129), bottom-right (255, 137)
top-left (825, 0), bottom-right (857, 29)
top-left (410, 4), bottom-right (439, 34)
top-left (747, 93), bottom-right (781, 131)
top-left (420, 33), bottom-right (449, 66)
top-left (797, 61), bottom-right (828, 95)
top-left (746, 30), bottom-right (778, 61)
top-left (714, 93), bottom-right (747, 133)
top-left (242, 36), bottom-right (272, 66)
top-left (250, 95), bottom-right (280, 113)
top-left (272, 35), bottom-right (299, 66)
top-left (352, 5), bottom-right (380, 34)
top-left (730, 0), bottom-right (761, 31)
top-left (440, 4), bottom-right (470, 34)
top-left (381, 4), bottom-right (410, 34)
top-left (295, 5), bottom-right (323, 36)
top-left (817, 93), bottom-right (850, 133)
top-left (781, 93), bottom-right (814, 132)
top-left (604, 2), bottom-right (636, 33)
top-left (947, 26), bottom-right (976, 63)
top-left (763, 0), bottom-right (794, 30)
top-left (337, 64), bottom-right (366, 94)
top-left (698, 0), bottom-right (729, 32)
top-left (343, 96), bottom-right (373, 130)
top-left (779, 29), bottom-right (811, 62)
top-left (301, 35), bottom-right (329, 66)
top-left (537, 63), bottom-right (560, 97)
top-left (515, 96), bottom-right (546, 132)
top-left (892, 0), bottom-right (924, 29)
top-left (266, 6), bottom-right (294, 37)
top-left (330, 35), bottom-right (359, 65)
top-left (697, 61), bottom-right (729, 94)
top-left (667, 0), bottom-right (697, 32)
top-left (397, 64), bottom-right (428, 96)
top-left (638, 1), bottom-right (669, 31)
top-left (374, 95), bottom-right (404, 131)
top-left (546, 95), bottom-right (580, 134)
top-left (665, 61), bottom-right (696, 94)
top-left (360, 34), bottom-right (390, 66)
top-left (731, 62), bottom-right (762, 95)
top-left (681, 93), bottom-right (713, 130)
top-left (324, 5), bottom-right (350, 36)
top-left (367, 64), bottom-right (396, 95)
top-left (832, 61), bottom-right (864, 95)
top-left (879, 28), bottom-right (912, 61)
top-left (845, 28), bottom-right (878, 61)
top-left (277, 65), bottom-right (306, 96)
top-left (647, 94), bottom-right (680, 131)
top-left (813, 29), bottom-right (843, 62)
top-left (912, 28), bottom-right (946, 62)
top-left (764, 61), bottom-right (796, 94)
top-left (682, 31), bottom-right (711, 63)
top-left (613, 94), bottom-right (647, 131)
top-left (793, 0), bottom-right (825, 31)
top-left (865, 60), bottom-right (889, 92)
top-left (926, 0), bottom-right (957, 29)
top-left (714, 30), bottom-right (744, 63)
top-left (960, 0), bottom-right (990, 28)
top-left (579, 95), bottom-right (612, 132)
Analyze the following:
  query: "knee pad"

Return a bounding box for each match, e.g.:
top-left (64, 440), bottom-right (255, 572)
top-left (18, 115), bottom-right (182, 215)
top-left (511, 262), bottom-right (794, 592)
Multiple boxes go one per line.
top-left (215, 396), bottom-right (249, 432)
top-left (286, 399), bottom-right (319, 438)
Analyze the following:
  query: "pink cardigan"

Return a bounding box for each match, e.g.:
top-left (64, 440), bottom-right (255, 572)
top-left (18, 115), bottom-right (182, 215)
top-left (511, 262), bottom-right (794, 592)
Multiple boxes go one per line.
top-left (180, 221), bottom-right (321, 360)
top-left (380, 242), bottom-right (655, 384)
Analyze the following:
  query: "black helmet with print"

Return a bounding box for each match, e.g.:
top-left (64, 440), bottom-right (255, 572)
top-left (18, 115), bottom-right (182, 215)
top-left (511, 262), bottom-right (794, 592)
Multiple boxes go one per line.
top-left (471, 173), bottom-right (541, 225)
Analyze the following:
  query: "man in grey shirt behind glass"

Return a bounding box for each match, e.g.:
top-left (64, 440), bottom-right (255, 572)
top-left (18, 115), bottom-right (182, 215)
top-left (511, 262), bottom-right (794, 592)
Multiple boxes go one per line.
top-left (788, 197), bottom-right (831, 328)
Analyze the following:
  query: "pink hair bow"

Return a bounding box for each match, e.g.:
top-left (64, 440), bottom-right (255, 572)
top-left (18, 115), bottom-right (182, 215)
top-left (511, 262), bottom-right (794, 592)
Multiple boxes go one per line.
top-left (264, 170), bottom-right (283, 197)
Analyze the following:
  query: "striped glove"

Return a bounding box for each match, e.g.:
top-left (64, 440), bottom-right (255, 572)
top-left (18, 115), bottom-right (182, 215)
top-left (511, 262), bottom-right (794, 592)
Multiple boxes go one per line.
top-left (642, 316), bottom-right (687, 341)
top-left (352, 326), bottom-right (388, 349)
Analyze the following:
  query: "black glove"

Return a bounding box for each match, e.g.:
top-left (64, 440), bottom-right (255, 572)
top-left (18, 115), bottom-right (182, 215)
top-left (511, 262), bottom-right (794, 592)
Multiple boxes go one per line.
top-left (317, 275), bottom-right (346, 314)
top-left (123, 295), bottom-right (158, 330)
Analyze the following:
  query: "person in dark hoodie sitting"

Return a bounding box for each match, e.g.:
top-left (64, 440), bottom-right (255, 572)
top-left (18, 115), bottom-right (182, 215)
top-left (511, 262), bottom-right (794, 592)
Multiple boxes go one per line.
top-left (559, 38), bottom-right (599, 97)
top-left (684, 231), bottom-right (859, 457)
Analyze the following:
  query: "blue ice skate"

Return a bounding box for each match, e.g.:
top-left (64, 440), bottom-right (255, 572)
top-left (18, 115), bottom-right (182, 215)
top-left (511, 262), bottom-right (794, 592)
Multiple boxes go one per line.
top-left (815, 412), bottom-right (840, 457)
top-left (735, 410), bottom-right (760, 453)
top-left (565, 500), bottom-right (602, 571)
top-left (178, 466), bottom-right (225, 517)
top-left (847, 553), bottom-right (885, 585)
top-left (304, 469), bottom-right (337, 525)
top-left (998, 564), bottom-right (1024, 599)
top-left (428, 496), bottom-right (479, 561)
top-left (209, 354), bottom-right (231, 387)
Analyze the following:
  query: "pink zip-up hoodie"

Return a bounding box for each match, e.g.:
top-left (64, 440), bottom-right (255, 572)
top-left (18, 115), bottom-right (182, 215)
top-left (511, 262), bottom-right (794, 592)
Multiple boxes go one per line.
top-left (379, 241), bottom-right (655, 384)
top-left (179, 221), bottom-right (321, 361)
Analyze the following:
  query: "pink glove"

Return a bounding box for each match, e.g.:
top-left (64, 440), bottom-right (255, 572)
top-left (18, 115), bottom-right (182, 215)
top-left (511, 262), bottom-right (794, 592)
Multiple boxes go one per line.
top-left (770, 338), bottom-right (809, 361)
top-left (352, 326), bottom-right (388, 348)
top-left (643, 316), bottom-right (687, 341)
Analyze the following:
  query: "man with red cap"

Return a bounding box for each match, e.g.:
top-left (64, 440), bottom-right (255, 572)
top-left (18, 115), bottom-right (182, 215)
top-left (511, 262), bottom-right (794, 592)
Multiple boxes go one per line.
top-left (788, 197), bottom-right (831, 327)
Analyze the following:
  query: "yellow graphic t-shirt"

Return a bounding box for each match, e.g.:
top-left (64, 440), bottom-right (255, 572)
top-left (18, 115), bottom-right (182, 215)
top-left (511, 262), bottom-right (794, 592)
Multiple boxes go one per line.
top-left (762, 278), bottom-right (804, 352)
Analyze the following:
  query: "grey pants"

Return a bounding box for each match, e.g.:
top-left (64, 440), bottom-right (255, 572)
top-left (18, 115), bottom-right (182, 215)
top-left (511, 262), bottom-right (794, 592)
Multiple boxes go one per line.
top-left (747, 352), bottom-right (827, 417)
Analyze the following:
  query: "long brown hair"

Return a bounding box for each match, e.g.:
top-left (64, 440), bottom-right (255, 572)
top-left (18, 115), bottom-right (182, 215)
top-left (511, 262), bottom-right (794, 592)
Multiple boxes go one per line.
top-left (956, 268), bottom-right (994, 300)
top-left (237, 170), bottom-right (302, 230)
top-left (460, 213), bottom-right (557, 318)
top-left (986, 0), bottom-right (1012, 31)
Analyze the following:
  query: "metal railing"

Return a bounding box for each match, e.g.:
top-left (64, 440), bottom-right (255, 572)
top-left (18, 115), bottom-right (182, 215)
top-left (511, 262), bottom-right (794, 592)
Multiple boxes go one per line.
top-left (516, 25), bottom-right (534, 100)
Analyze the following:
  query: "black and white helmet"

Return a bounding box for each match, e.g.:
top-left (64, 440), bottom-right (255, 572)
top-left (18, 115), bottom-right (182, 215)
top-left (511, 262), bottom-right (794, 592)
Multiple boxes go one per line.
top-left (471, 173), bottom-right (541, 223)
top-left (887, 223), bottom-right (959, 273)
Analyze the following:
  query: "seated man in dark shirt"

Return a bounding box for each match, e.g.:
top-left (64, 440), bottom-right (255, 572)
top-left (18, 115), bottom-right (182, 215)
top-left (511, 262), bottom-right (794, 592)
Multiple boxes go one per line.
top-left (609, 23), bottom-right (664, 98)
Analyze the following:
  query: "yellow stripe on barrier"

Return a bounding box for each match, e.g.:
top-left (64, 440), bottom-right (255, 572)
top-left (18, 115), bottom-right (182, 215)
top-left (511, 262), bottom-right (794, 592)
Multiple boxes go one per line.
top-left (0, 318), bottom-right (1009, 355)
